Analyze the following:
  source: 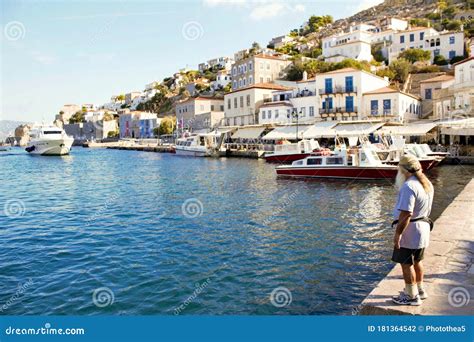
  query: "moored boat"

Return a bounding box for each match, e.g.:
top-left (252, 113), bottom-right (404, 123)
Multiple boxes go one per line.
top-left (25, 125), bottom-right (74, 156)
top-left (175, 132), bottom-right (225, 157)
top-left (264, 139), bottom-right (321, 164)
top-left (276, 143), bottom-right (398, 180)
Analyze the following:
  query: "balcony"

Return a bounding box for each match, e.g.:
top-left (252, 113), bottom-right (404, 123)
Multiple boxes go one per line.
top-left (319, 86), bottom-right (357, 95)
top-left (319, 107), bottom-right (358, 115)
top-left (370, 109), bottom-right (395, 117)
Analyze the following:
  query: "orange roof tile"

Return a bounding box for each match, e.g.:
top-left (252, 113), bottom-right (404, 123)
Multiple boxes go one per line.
top-left (227, 82), bottom-right (293, 94)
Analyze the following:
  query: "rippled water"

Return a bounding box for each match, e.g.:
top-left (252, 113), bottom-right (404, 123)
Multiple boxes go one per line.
top-left (0, 148), bottom-right (472, 315)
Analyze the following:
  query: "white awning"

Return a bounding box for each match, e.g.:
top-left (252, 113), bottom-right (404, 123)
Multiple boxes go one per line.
top-left (334, 122), bottom-right (384, 137)
top-left (378, 123), bottom-right (437, 136)
top-left (261, 125), bottom-right (313, 140)
top-left (300, 121), bottom-right (337, 138)
top-left (441, 127), bottom-right (474, 136)
top-left (231, 126), bottom-right (266, 139)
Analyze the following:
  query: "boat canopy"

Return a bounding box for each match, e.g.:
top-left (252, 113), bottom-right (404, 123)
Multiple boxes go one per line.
top-left (333, 122), bottom-right (384, 137)
top-left (261, 124), bottom-right (313, 140)
top-left (378, 123), bottom-right (437, 136)
top-left (231, 126), bottom-right (266, 139)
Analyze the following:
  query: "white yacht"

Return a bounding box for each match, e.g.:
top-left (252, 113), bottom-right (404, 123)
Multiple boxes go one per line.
top-left (175, 132), bottom-right (226, 157)
top-left (25, 125), bottom-right (74, 156)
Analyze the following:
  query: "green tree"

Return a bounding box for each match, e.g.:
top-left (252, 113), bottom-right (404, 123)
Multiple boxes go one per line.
top-left (450, 55), bottom-right (465, 64)
top-left (69, 111), bottom-right (85, 124)
top-left (389, 58), bottom-right (411, 83)
top-left (249, 41), bottom-right (261, 55)
top-left (398, 49), bottom-right (431, 63)
top-left (307, 15), bottom-right (333, 33)
top-left (159, 116), bottom-right (176, 135)
top-left (433, 54), bottom-right (448, 65)
top-left (376, 68), bottom-right (396, 80)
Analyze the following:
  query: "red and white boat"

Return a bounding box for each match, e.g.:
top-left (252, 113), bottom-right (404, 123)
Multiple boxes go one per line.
top-left (264, 139), bottom-right (320, 164)
top-left (276, 143), bottom-right (398, 180)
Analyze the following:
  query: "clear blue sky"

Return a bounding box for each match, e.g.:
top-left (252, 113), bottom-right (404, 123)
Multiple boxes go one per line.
top-left (1, 0), bottom-right (382, 122)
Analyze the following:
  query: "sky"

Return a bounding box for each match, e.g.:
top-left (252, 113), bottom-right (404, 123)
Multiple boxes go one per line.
top-left (1, 0), bottom-right (383, 122)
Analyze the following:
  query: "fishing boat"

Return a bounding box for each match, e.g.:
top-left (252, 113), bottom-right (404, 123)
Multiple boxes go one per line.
top-left (175, 132), bottom-right (225, 157)
top-left (264, 139), bottom-right (321, 164)
top-left (25, 124), bottom-right (74, 156)
top-left (276, 142), bottom-right (398, 180)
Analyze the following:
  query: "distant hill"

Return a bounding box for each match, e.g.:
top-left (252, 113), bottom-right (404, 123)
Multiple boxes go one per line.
top-left (0, 120), bottom-right (30, 141)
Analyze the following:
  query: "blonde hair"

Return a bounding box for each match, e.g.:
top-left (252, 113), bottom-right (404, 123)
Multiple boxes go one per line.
top-left (399, 155), bottom-right (433, 193)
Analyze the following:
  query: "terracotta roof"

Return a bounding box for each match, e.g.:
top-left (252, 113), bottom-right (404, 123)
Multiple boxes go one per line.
top-left (318, 67), bottom-right (358, 75)
top-left (363, 86), bottom-right (421, 100)
top-left (419, 75), bottom-right (455, 83)
top-left (253, 54), bottom-right (288, 61)
top-left (453, 56), bottom-right (474, 67)
top-left (227, 82), bottom-right (293, 94)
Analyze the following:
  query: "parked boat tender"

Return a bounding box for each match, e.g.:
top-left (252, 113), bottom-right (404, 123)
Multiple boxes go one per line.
top-left (25, 125), bottom-right (74, 156)
top-left (276, 143), bottom-right (398, 180)
top-left (264, 139), bottom-right (321, 164)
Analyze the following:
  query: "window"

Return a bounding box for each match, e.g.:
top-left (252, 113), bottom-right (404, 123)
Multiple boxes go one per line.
top-left (287, 109), bottom-right (291, 117)
top-left (300, 107), bottom-right (306, 117)
top-left (240, 96), bottom-right (244, 108)
top-left (262, 110), bottom-right (266, 119)
top-left (249, 62), bottom-right (253, 71)
top-left (266, 77), bottom-right (271, 82)
top-left (400, 35), bottom-right (405, 43)
top-left (249, 76), bottom-right (253, 85)
top-left (436, 38), bottom-right (440, 46)
top-left (243, 78), bottom-right (246, 86)
top-left (266, 63), bottom-right (270, 70)
top-left (383, 99), bottom-right (391, 115)
top-left (275, 109), bottom-right (279, 118)
top-left (268, 110), bottom-right (272, 119)
top-left (239, 80), bottom-right (242, 87)
top-left (307, 158), bottom-right (322, 165)
top-left (420, 32), bottom-right (424, 40)
top-left (210, 105), bottom-right (214, 111)
top-left (259, 77), bottom-right (264, 83)
top-left (260, 62), bottom-right (264, 70)
top-left (227, 99), bottom-right (231, 109)
top-left (425, 88), bottom-right (432, 100)
top-left (410, 33), bottom-right (414, 42)
top-left (370, 100), bottom-right (378, 115)
top-left (220, 105), bottom-right (224, 111)
top-left (246, 95), bottom-right (250, 106)
top-left (234, 98), bottom-right (238, 108)
top-left (449, 50), bottom-right (456, 59)
top-left (345, 76), bottom-right (354, 92)
top-left (326, 157), bottom-right (343, 165)
top-left (325, 78), bottom-right (333, 94)
top-left (243, 65), bottom-right (247, 73)
top-left (449, 36), bottom-right (455, 44)
top-left (309, 106), bottom-right (314, 117)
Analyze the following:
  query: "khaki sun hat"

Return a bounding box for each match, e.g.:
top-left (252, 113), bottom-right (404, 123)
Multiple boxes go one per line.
top-left (399, 154), bottom-right (422, 173)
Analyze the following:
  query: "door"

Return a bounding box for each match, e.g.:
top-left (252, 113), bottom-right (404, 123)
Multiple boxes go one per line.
top-left (346, 96), bottom-right (354, 112)
top-left (325, 78), bottom-right (333, 94)
top-left (345, 76), bottom-right (353, 92)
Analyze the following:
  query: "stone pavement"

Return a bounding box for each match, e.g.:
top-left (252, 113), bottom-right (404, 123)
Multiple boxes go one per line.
top-left (359, 179), bottom-right (474, 315)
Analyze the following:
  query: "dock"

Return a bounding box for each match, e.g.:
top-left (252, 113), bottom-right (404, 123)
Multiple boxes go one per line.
top-left (359, 179), bottom-right (474, 315)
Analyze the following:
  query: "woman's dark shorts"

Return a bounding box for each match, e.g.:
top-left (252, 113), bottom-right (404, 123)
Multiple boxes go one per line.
top-left (392, 247), bottom-right (425, 265)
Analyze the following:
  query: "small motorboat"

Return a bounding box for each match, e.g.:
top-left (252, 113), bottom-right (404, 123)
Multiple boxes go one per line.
top-left (175, 132), bottom-right (225, 157)
top-left (264, 139), bottom-right (321, 164)
top-left (276, 142), bottom-right (398, 180)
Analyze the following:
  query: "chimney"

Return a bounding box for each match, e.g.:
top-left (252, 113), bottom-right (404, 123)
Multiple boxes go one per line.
top-left (302, 70), bottom-right (308, 81)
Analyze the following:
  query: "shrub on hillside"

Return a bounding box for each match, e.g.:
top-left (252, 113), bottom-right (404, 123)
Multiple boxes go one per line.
top-left (398, 49), bottom-right (431, 64)
top-left (433, 55), bottom-right (448, 66)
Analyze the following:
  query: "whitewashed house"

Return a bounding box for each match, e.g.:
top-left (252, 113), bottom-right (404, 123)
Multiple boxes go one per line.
top-left (362, 87), bottom-right (421, 122)
top-left (316, 68), bottom-right (389, 121)
top-left (211, 70), bottom-right (232, 91)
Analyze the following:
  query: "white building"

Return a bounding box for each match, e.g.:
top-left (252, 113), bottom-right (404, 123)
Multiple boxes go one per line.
top-left (362, 87), bottom-right (421, 122)
top-left (210, 70), bottom-right (232, 91)
top-left (224, 83), bottom-right (291, 126)
top-left (198, 56), bottom-right (233, 72)
top-left (268, 35), bottom-right (294, 49)
top-left (259, 77), bottom-right (319, 125)
top-left (316, 67), bottom-right (389, 121)
top-left (389, 27), bottom-right (464, 64)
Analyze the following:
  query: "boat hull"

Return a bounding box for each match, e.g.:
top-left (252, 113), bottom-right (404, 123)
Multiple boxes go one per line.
top-left (384, 158), bottom-right (438, 171)
top-left (26, 138), bottom-right (73, 156)
top-left (175, 148), bottom-right (208, 157)
top-left (276, 166), bottom-right (398, 180)
top-left (264, 153), bottom-right (311, 164)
